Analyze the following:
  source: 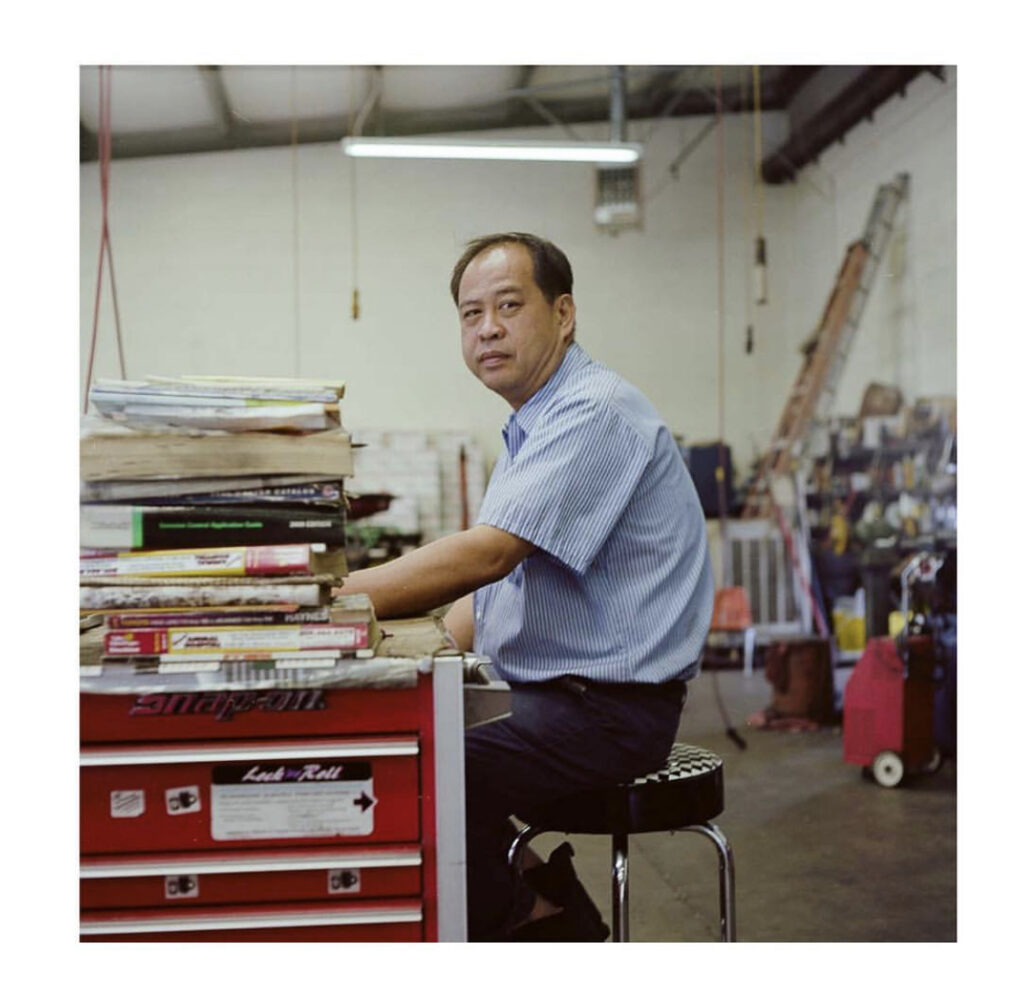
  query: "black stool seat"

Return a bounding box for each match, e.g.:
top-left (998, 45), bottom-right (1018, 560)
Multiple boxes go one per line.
top-left (519, 743), bottom-right (724, 834)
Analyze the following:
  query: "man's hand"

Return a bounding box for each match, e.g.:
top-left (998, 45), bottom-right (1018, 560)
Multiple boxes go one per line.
top-left (337, 524), bottom-right (534, 620)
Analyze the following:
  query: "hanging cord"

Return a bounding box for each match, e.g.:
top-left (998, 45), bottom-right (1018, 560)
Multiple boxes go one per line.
top-left (752, 66), bottom-right (768, 308)
top-left (742, 69), bottom-right (754, 354)
top-left (348, 67), bottom-right (366, 320)
top-left (83, 66), bottom-right (127, 413)
top-left (712, 67), bottom-right (746, 752)
top-left (714, 67), bottom-right (730, 567)
top-left (290, 68), bottom-right (302, 375)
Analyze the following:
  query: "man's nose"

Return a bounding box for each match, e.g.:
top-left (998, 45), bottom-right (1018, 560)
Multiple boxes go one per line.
top-left (480, 308), bottom-right (505, 339)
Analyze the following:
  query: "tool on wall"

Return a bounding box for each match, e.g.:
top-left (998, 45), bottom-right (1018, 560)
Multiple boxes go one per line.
top-left (83, 65), bottom-right (128, 412)
top-left (743, 172), bottom-right (911, 516)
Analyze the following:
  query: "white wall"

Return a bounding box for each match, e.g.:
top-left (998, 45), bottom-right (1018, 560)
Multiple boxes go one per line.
top-left (780, 67), bottom-right (957, 419)
top-left (80, 68), bottom-right (956, 474)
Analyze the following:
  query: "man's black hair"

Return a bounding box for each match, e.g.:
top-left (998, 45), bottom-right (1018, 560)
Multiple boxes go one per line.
top-left (450, 232), bottom-right (574, 305)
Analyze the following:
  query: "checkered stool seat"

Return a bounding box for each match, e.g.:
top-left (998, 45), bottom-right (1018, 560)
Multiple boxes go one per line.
top-left (510, 742), bottom-right (736, 941)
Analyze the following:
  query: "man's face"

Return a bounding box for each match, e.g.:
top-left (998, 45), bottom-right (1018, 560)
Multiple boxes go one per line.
top-left (457, 243), bottom-right (575, 410)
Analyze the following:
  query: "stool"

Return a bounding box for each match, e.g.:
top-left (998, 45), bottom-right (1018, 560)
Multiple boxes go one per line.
top-left (508, 743), bottom-right (736, 942)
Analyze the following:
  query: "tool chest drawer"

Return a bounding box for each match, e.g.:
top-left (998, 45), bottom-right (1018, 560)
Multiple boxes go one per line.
top-left (80, 899), bottom-right (424, 942)
top-left (80, 845), bottom-right (422, 910)
top-left (80, 736), bottom-right (420, 854)
top-left (80, 685), bottom-right (424, 743)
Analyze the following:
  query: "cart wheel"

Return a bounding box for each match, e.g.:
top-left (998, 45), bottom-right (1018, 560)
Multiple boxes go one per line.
top-left (921, 748), bottom-right (944, 775)
top-left (872, 751), bottom-right (904, 788)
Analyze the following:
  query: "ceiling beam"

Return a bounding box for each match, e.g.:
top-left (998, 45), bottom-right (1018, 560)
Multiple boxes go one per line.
top-left (199, 65), bottom-right (239, 141)
top-left (78, 66), bottom-right (895, 164)
top-left (761, 66), bottom-right (936, 183)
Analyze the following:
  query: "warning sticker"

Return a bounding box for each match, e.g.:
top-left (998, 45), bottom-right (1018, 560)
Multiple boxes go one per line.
top-left (210, 760), bottom-right (377, 841)
top-left (110, 790), bottom-right (145, 818)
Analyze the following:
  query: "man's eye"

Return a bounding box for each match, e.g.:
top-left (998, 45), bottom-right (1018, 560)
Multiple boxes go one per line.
top-left (500, 301), bottom-right (520, 312)
top-left (462, 309), bottom-right (480, 321)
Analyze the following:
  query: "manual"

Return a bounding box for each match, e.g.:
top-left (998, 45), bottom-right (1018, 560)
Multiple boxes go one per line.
top-left (92, 377), bottom-right (344, 404)
top-left (80, 474), bottom-right (337, 504)
top-left (106, 622), bottom-right (376, 656)
top-left (80, 418), bottom-right (354, 481)
top-left (80, 505), bottom-right (346, 550)
top-left (97, 402), bottom-right (341, 433)
top-left (79, 542), bottom-right (347, 579)
top-left (128, 481), bottom-right (345, 508)
top-left (153, 374), bottom-right (346, 395)
top-left (80, 576), bottom-right (335, 610)
top-left (106, 594), bottom-right (374, 629)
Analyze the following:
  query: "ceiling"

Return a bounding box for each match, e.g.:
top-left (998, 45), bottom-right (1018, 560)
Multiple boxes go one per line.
top-left (80, 65), bottom-right (946, 183)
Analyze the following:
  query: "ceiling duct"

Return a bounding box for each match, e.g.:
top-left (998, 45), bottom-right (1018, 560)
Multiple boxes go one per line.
top-left (595, 66), bottom-right (642, 233)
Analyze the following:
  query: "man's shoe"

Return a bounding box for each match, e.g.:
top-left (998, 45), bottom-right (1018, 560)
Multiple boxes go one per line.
top-left (522, 841), bottom-right (610, 942)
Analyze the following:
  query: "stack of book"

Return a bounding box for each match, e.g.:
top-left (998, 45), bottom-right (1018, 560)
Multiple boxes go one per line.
top-left (79, 375), bottom-right (379, 675)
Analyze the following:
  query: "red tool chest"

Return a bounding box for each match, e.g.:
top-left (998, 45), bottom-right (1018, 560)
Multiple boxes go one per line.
top-left (80, 661), bottom-right (469, 942)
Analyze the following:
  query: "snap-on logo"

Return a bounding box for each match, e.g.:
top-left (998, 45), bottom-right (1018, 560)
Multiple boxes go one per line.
top-left (129, 689), bottom-right (327, 722)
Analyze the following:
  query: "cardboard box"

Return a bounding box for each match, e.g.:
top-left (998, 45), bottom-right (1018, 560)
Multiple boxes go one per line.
top-left (859, 382), bottom-right (904, 417)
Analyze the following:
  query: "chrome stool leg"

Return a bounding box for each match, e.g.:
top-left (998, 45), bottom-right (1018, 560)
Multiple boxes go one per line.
top-left (507, 823), bottom-right (545, 875)
top-left (683, 822), bottom-right (737, 941)
top-left (611, 831), bottom-right (629, 942)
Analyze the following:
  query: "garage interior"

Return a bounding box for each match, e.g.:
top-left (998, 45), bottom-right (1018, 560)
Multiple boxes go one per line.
top-left (78, 63), bottom-right (957, 946)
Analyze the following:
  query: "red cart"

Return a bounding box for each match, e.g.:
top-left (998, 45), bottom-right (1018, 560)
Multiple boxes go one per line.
top-left (842, 552), bottom-right (945, 787)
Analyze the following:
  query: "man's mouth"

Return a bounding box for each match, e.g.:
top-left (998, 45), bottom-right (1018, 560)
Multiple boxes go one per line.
top-left (478, 352), bottom-right (509, 368)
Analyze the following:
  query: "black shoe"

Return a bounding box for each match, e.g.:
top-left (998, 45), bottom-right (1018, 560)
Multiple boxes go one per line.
top-left (521, 842), bottom-right (610, 942)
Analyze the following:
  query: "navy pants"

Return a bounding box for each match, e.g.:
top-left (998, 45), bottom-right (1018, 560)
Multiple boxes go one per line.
top-left (463, 676), bottom-right (687, 941)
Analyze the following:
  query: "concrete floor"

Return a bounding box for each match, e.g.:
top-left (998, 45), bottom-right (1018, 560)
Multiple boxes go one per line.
top-left (526, 668), bottom-right (957, 942)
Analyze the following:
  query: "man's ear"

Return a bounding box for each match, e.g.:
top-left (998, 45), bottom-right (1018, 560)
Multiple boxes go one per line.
top-left (556, 294), bottom-right (576, 342)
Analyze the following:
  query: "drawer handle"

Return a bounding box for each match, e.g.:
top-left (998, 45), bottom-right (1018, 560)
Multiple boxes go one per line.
top-left (81, 849), bottom-right (422, 879)
top-left (81, 738), bottom-right (419, 767)
top-left (81, 904), bottom-right (422, 936)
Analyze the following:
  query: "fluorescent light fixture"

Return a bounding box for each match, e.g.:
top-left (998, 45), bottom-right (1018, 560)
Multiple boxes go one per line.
top-left (341, 136), bottom-right (642, 164)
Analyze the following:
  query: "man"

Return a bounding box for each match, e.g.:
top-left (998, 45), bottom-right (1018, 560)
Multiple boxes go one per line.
top-left (340, 232), bottom-right (713, 941)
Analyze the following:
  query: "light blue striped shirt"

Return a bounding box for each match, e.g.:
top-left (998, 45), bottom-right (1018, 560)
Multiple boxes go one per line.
top-left (474, 342), bottom-right (713, 685)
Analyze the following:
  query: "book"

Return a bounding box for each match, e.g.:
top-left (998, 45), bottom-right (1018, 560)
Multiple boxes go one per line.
top-left (147, 375), bottom-right (346, 396)
top-left (110, 482), bottom-right (345, 508)
top-left (106, 594), bottom-right (374, 629)
top-left (80, 419), bottom-right (354, 482)
top-left (105, 607), bottom-right (331, 628)
top-left (92, 378), bottom-right (343, 404)
top-left (80, 506), bottom-right (346, 550)
top-left (153, 655), bottom-right (351, 673)
top-left (80, 475), bottom-right (338, 504)
top-left (80, 576), bottom-right (335, 610)
top-left (79, 543), bottom-right (347, 579)
top-left (96, 402), bottom-right (341, 433)
top-left (106, 623), bottom-right (376, 657)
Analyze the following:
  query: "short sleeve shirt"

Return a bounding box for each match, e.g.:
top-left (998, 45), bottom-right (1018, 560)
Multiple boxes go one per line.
top-left (474, 343), bottom-right (713, 684)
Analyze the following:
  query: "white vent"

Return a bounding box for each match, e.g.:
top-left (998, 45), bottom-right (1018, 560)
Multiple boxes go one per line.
top-left (594, 165), bottom-right (642, 231)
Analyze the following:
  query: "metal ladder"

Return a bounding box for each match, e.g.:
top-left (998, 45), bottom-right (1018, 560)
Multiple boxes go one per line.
top-left (744, 173), bottom-right (910, 516)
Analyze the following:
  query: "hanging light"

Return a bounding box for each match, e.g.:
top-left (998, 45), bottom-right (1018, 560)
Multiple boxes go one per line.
top-left (342, 136), bottom-right (642, 164)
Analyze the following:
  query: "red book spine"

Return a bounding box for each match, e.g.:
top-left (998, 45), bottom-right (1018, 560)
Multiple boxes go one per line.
top-left (243, 544), bottom-right (314, 574)
top-left (104, 623), bottom-right (370, 657)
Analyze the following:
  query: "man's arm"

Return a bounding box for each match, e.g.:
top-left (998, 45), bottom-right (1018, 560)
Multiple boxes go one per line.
top-left (443, 593), bottom-right (475, 652)
top-left (337, 524), bottom-right (534, 619)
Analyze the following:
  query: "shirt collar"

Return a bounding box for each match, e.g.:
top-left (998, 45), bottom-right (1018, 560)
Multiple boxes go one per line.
top-left (513, 342), bottom-right (589, 436)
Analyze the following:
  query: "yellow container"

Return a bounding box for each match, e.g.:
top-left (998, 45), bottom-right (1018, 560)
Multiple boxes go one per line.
top-left (889, 611), bottom-right (908, 637)
top-left (832, 612), bottom-right (866, 652)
